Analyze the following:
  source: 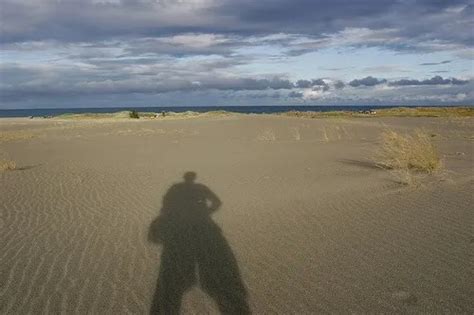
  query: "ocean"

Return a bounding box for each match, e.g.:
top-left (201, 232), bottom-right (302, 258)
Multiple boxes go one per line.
top-left (0, 105), bottom-right (460, 118)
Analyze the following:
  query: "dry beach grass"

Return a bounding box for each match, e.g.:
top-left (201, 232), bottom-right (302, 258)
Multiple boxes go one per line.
top-left (0, 158), bottom-right (16, 171)
top-left (374, 129), bottom-right (443, 185)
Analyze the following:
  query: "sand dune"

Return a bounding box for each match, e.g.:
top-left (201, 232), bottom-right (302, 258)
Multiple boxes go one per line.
top-left (1, 115), bottom-right (473, 313)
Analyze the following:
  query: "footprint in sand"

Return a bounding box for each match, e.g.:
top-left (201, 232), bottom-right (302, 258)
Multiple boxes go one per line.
top-left (391, 291), bottom-right (418, 305)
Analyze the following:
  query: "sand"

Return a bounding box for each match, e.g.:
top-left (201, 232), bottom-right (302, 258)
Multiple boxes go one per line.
top-left (1, 114), bottom-right (473, 313)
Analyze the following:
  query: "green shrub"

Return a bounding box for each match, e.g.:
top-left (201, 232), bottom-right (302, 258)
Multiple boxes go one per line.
top-left (129, 110), bottom-right (140, 119)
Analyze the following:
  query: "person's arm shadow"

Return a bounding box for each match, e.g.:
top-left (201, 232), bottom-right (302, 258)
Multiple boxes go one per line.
top-left (148, 215), bottom-right (167, 244)
top-left (202, 184), bottom-right (222, 213)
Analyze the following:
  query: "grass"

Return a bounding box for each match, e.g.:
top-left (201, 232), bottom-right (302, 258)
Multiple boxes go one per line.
top-left (55, 111), bottom-right (132, 119)
top-left (281, 110), bottom-right (353, 118)
top-left (374, 107), bottom-right (474, 117)
top-left (52, 110), bottom-right (228, 120)
top-left (0, 131), bottom-right (35, 143)
top-left (257, 129), bottom-right (276, 141)
top-left (290, 126), bottom-right (301, 140)
top-left (280, 107), bottom-right (474, 119)
top-left (42, 106), bottom-right (473, 120)
top-left (375, 129), bottom-right (442, 184)
top-left (0, 159), bottom-right (16, 171)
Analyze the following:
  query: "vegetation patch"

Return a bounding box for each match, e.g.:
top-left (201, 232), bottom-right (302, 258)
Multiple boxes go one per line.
top-left (257, 129), bottom-right (276, 141)
top-left (280, 107), bottom-right (474, 119)
top-left (129, 110), bottom-right (140, 119)
top-left (0, 131), bottom-right (35, 143)
top-left (374, 107), bottom-right (474, 117)
top-left (376, 129), bottom-right (441, 173)
top-left (43, 106), bottom-right (474, 120)
top-left (0, 159), bottom-right (16, 171)
top-left (281, 110), bottom-right (353, 118)
top-left (55, 111), bottom-right (131, 119)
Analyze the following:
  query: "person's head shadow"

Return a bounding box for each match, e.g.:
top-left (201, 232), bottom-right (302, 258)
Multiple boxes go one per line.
top-left (149, 172), bottom-right (250, 314)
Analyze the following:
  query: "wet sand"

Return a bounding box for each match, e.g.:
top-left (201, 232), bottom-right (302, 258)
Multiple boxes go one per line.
top-left (1, 115), bottom-right (473, 313)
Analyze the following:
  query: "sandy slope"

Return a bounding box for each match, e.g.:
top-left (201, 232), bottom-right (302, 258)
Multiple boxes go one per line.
top-left (1, 115), bottom-right (473, 314)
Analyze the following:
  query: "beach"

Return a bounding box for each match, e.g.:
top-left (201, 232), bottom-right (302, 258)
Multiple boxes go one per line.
top-left (1, 114), bottom-right (473, 313)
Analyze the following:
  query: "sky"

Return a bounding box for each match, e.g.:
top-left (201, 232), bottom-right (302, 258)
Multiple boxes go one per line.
top-left (0, 0), bottom-right (473, 109)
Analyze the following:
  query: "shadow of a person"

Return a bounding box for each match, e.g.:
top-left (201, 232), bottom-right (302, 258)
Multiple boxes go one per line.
top-left (149, 172), bottom-right (250, 314)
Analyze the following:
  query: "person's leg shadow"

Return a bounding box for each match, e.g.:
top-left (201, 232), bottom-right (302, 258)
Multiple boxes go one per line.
top-left (148, 172), bottom-right (250, 314)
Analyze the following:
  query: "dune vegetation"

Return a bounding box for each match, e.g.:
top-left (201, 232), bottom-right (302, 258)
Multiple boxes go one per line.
top-left (376, 129), bottom-right (441, 173)
top-left (35, 106), bottom-right (474, 120)
top-left (0, 131), bottom-right (36, 143)
top-left (54, 111), bottom-right (134, 119)
top-left (280, 107), bottom-right (474, 119)
top-left (0, 159), bottom-right (16, 171)
top-left (51, 110), bottom-right (236, 120)
top-left (373, 107), bottom-right (474, 117)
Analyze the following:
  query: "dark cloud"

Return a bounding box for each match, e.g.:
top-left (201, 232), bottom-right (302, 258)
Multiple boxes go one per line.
top-left (389, 76), bottom-right (469, 86)
top-left (311, 79), bottom-right (326, 86)
top-left (334, 80), bottom-right (345, 89)
top-left (319, 67), bottom-right (346, 71)
top-left (0, 0), bottom-right (472, 55)
top-left (312, 85), bottom-right (330, 92)
top-left (0, 62), bottom-right (297, 102)
top-left (198, 77), bottom-right (294, 91)
top-left (294, 78), bottom-right (331, 91)
top-left (349, 76), bottom-right (387, 87)
top-left (288, 91), bottom-right (303, 98)
top-left (420, 60), bottom-right (452, 66)
top-left (295, 80), bottom-right (312, 88)
top-left (1, 0), bottom-right (473, 108)
top-left (123, 36), bottom-right (242, 57)
top-left (311, 82), bottom-right (330, 92)
top-left (0, 0), bottom-right (388, 42)
top-left (2, 61), bottom-right (471, 105)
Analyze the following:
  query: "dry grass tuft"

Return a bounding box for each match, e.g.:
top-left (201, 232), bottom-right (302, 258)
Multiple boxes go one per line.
top-left (290, 127), bottom-right (301, 141)
top-left (257, 129), bottom-right (276, 141)
top-left (0, 131), bottom-right (35, 143)
top-left (376, 129), bottom-right (442, 174)
top-left (0, 159), bottom-right (16, 171)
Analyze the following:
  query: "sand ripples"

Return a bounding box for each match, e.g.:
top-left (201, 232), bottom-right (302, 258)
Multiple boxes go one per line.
top-left (1, 164), bottom-right (158, 314)
top-left (1, 116), bottom-right (472, 313)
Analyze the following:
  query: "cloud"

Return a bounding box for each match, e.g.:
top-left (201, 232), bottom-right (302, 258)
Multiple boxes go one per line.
top-left (420, 60), bottom-right (452, 66)
top-left (349, 76), bottom-right (387, 87)
top-left (295, 80), bottom-right (312, 88)
top-left (1, 0), bottom-right (473, 108)
top-left (198, 77), bottom-right (294, 91)
top-left (312, 79), bottom-right (330, 92)
top-left (1, 0), bottom-right (472, 56)
top-left (362, 65), bottom-right (411, 73)
top-left (294, 78), bottom-right (330, 90)
top-left (389, 76), bottom-right (469, 86)
top-left (124, 34), bottom-right (241, 57)
top-left (0, 61), bottom-right (298, 102)
top-left (334, 81), bottom-right (345, 89)
top-left (288, 91), bottom-right (303, 98)
top-left (319, 67), bottom-right (346, 71)
top-left (2, 60), bottom-right (471, 107)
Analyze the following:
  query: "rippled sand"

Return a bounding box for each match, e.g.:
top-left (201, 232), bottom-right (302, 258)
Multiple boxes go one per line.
top-left (1, 115), bottom-right (473, 313)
